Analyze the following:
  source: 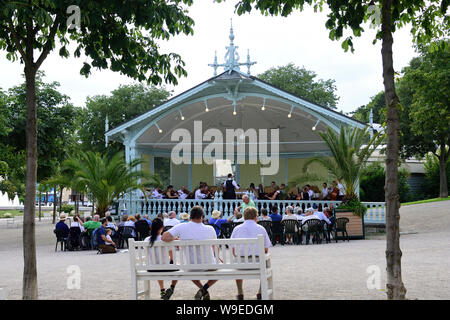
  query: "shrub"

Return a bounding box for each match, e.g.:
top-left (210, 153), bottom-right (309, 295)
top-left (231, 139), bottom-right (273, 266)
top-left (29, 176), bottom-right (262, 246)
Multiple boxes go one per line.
top-left (61, 204), bottom-right (74, 214)
top-left (360, 162), bottom-right (412, 203)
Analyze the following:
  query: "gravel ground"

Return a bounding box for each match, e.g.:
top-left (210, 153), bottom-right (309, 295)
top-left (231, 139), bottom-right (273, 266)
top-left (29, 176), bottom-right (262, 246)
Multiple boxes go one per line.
top-left (0, 201), bottom-right (449, 300)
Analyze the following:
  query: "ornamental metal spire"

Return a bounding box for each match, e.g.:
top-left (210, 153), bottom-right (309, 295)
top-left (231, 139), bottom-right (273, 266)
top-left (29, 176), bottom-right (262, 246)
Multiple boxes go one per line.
top-left (208, 19), bottom-right (256, 76)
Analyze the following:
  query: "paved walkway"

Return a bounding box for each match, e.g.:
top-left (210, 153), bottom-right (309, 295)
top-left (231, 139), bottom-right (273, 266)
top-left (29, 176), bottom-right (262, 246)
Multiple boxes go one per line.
top-left (0, 201), bottom-right (449, 300)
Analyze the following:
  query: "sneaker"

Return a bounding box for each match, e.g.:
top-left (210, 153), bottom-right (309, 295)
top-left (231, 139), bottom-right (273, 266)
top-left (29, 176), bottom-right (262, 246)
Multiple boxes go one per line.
top-left (163, 287), bottom-right (174, 300)
top-left (160, 290), bottom-right (166, 299)
top-left (236, 294), bottom-right (244, 300)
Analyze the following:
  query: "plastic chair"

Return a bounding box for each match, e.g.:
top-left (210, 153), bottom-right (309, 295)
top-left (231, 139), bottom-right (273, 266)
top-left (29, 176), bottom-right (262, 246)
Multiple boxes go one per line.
top-left (335, 217), bottom-right (350, 242)
top-left (219, 222), bottom-right (233, 239)
top-left (257, 220), bottom-right (272, 239)
top-left (281, 219), bottom-right (299, 244)
top-left (135, 220), bottom-right (150, 240)
top-left (270, 221), bottom-right (284, 245)
top-left (54, 229), bottom-right (67, 252)
top-left (303, 219), bottom-right (323, 245)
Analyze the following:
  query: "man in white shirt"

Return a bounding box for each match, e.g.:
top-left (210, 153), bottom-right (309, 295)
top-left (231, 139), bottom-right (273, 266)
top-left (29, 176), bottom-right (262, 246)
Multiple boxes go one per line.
top-left (337, 180), bottom-right (345, 200)
top-left (162, 206), bottom-right (218, 300)
top-left (164, 211), bottom-right (180, 227)
top-left (312, 204), bottom-right (331, 225)
top-left (194, 186), bottom-right (207, 199)
top-left (322, 182), bottom-right (328, 200)
top-left (295, 207), bottom-right (304, 222)
top-left (307, 185), bottom-right (314, 199)
top-left (230, 206), bottom-right (272, 300)
top-left (152, 187), bottom-right (163, 199)
top-left (177, 185), bottom-right (189, 199)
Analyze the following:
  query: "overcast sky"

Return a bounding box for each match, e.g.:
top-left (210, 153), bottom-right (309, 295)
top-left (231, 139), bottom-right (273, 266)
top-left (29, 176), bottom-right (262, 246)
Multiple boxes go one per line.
top-left (0, 1), bottom-right (418, 114)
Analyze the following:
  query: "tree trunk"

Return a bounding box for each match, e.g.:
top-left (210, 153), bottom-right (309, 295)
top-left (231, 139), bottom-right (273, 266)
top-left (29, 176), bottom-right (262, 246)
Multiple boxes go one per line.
top-left (38, 191), bottom-right (41, 221)
top-left (381, 0), bottom-right (407, 300)
top-left (439, 139), bottom-right (448, 198)
top-left (52, 186), bottom-right (57, 224)
top-left (59, 186), bottom-right (63, 214)
top-left (23, 64), bottom-right (38, 300)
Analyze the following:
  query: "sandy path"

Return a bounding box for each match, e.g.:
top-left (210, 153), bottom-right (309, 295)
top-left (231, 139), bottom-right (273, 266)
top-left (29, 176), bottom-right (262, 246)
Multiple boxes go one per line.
top-left (0, 201), bottom-right (449, 300)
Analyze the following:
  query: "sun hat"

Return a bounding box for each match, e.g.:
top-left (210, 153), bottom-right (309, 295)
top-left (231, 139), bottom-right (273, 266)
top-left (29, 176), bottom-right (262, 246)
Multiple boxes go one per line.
top-left (59, 213), bottom-right (66, 221)
top-left (212, 210), bottom-right (221, 219)
top-left (180, 212), bottom-right (189, 220)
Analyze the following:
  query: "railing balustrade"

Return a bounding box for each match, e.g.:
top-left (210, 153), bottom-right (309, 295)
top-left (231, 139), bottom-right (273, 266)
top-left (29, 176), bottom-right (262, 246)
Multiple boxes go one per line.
top-left (115, 193), bottom-right (386, 225)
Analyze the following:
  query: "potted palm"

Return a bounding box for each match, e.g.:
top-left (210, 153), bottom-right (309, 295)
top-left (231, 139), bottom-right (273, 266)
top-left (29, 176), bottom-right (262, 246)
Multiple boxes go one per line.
top-left (303, 126), bottom-right (384, 239)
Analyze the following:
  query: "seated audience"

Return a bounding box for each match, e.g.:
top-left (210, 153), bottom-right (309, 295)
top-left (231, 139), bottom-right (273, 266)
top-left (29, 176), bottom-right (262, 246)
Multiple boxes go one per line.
top-left (84, 214), bottom-right (101, 235)
top-left (230, 207), bottom-right (272, 300)
top-left (179, 212), bottom-right (189, 223)
top-left (269, 206), bottom-right (282, 222)
top-left (234, 194), bottom-right (255, 216)
top-left (55, 213), bottom-right (69, 238)
top-left (162, 206), bottom-right (219, 300)
top-left (118, 214), bottom-right (128, 227)
top-left (282, 206), bottom-right (298, 244)
top-left (71, 215), bottom-right (85, 232)
top-left (144, 217), bottom-right (178, 300)
top-left (124, 216), bottom-right (136, 238)
top-left (97, 218), bottom-right (116, 253)
top-left (164, 211), bottom-right (180, 227)
top-left (257, 208), bottom-right (272, 221)
top-left (295, 207), bottom-right (304, 222)
top-left (209, 210), bottom-right (228, 236)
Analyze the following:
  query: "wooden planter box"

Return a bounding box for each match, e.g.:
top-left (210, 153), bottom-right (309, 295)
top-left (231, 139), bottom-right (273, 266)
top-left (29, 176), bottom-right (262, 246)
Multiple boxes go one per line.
top-left (334, 209), bottom-right (365, 240)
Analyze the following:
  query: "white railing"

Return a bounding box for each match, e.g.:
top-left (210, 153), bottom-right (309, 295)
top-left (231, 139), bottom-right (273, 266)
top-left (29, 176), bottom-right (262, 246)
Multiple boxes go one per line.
top-left (116, 194), bottom-right (386, 225)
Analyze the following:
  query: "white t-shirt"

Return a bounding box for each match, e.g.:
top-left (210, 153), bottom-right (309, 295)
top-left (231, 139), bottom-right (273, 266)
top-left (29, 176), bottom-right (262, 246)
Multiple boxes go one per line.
top-left (178, 190), bottom-right (188, 199)
top-left (70, 221), bottom-right (85, 232)
top-left (152, 189), bottom-right (163, 199)
top-left (223, 179), bottom-right (239, 189)
top-left (322, 187), bottom-right (328, 198)
top-left (338, 183), bottom-right (345, 196)
top-left (308, 189), bottom-right (314, 198)
top-left (105, 234), bottom-right (113, 245)
top-left (194, 189), bottom-right (206, 199)
top-left (164, 218), bottom-right (180, 227)
top-left (231, 220), bottom-right (272, 256)
top-left (168, 221), bottom-right (217, 264)
top-left (144, 235), bottom-right (168, 265)
top-left (314, 211), bottom-right (331, 224)
top-left (295, 214), bottom-right (304, 221)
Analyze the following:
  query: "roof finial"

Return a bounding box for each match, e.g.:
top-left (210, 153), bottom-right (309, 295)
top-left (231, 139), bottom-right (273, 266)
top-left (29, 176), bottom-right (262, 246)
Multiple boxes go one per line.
top-left (208, 20), bottom-right (257, 75)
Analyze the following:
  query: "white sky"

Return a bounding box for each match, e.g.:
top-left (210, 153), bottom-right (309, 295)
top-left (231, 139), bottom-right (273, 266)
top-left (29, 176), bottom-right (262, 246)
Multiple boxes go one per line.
top-left (0, 1), bottom-right (418, 114)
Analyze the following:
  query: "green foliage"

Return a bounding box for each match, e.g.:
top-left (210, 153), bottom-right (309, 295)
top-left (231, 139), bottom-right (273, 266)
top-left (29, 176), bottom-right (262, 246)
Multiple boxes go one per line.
top-left (231, 1), bottom-right (449, 52)
top-left (303, 126), bottom-right (384, 200)
top-left (61, 204), bottom-right (74, 214)
top-left (0, 0), bottom-right (195, 85)
top-left (78, 84), bottom-right (171, 155)
top-left (258, 63), bottom-right (339, 109)
top-left (62, 151), bottom-right (146, 216)
top-left (350, 91), bottom-right (385, 123)
top-left (422, 154), bottom-right (450, 198)
top-left (337, 198), bottom-right (367, 217)
top-left (0, 73), bottom-right (79, 189)
top-left (359, 162), bottom-right (412, 203)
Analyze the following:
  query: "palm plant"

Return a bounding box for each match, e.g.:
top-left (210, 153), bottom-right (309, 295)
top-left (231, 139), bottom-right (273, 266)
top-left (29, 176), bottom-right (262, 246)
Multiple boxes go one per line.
top-left (62, 151), bottom-right (146, 217)
top-left (303, 126), bottom-right (384, 201)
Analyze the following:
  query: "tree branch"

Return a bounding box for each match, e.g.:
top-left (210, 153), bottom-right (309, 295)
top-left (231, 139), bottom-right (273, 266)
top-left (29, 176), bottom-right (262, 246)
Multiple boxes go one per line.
top-left (34, 16), bottom-right (60, 70)
top-left (8, 18), bottom-right (26, 60)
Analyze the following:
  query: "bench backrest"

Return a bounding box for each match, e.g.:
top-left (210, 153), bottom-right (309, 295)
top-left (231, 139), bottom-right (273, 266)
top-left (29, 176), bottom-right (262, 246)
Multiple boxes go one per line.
top-left (129, 235), bottom-right (266, 272)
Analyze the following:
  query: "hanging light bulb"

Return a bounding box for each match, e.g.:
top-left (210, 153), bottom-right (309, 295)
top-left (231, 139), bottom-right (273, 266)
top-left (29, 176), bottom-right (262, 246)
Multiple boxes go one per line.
top-left (181, 116), bottom-right (185, 120)
top-left (312, 119), bottom-right (320, 131)
top-left (205, 107), bottom-right (209, 112)
top-left (261, 98), bottom-right (266, 111)
top-left (233, 110), bottom-right (237, 115)
top-left (288, 106), bottom-right (294, 118)
top-left (155, 123), bottom-right (163, 133)
top-left (261, 106), bottom-right (265, 111)
top-left (178, 109), bottom-right (185, 121)
top-left (288, 113), bottom-right (292, 118)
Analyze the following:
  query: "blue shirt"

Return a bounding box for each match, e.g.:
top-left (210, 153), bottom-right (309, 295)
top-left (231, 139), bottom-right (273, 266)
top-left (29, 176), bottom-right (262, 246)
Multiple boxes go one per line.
top-left (55, 221), bottom-right (69, 238)
top-left (269, 213), bottom-right (282, 222)
top-left (96, 226), bottom-right (106, 245)
top-left (209, 218), bottom-right (228, 236)
top-left (145, 219), bottom-right (152, 227)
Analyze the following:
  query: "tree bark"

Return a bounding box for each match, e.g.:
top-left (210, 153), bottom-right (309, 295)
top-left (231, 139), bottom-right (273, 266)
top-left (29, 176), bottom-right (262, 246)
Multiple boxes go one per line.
top-left (439, 139), bottom-right (448, 198)
top-left (52, 185), bottom-right (57, 224)
top-left (59, 186), bottom-right (63, 214)
top-left (381, 0), bottom-right (407, 300)
top-left (23, 63), bottom-right (38, 300)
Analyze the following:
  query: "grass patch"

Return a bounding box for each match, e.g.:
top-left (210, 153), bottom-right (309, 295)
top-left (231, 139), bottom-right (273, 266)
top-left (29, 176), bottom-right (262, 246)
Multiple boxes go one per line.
top-left (0, 209), bottom-right (54, 218)
top-left (402, 196), bottom-right (450, 206)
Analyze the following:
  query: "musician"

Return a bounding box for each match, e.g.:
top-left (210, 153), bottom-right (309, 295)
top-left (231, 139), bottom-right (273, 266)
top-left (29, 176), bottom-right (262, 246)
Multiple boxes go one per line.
top-left (223, 173), bottom-right (239, 199)
top-left (296, 187), bottom-right (310, 201)
top-left (151, 187), bottom-right (164, 199)
top-left (194, 184), bottom-right (214, 199)
top-left (165, 185), bottom-right (179, 199)
top-left (264, 186), bottom-right (280, 200)
top-left (177, 185), bottom-right (190, 200)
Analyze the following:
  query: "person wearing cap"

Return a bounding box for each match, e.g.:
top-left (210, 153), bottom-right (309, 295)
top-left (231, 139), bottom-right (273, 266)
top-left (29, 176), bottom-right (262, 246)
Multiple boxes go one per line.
top-left (55, 213), bottom-right (70, 238)
top-left (209, 210), bottom-right (228, 236)
top-left (179, 212), bottom-right (189, 223)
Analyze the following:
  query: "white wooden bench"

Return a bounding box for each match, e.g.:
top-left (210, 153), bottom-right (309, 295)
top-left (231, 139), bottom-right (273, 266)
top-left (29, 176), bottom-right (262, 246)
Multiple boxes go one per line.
top-left (129, 235), bottom-right (273, 300)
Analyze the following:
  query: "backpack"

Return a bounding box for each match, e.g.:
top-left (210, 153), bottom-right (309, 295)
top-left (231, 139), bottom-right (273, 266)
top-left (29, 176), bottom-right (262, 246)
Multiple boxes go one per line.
top-left (91, 227), bottom-right (100, 250)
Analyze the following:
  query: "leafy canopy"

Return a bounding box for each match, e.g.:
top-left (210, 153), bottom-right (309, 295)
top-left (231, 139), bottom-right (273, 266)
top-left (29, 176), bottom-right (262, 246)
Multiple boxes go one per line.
top-left (258, 63), bottom-right (339, 109)
top-left (0, 0), bottom-right (195, 84)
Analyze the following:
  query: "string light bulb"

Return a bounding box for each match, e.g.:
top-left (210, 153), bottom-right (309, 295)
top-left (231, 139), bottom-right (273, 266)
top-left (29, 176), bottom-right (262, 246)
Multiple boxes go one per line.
top-left (312, 119), bottom-right (320, 131)
top-left (288, 106), bottom-right (294, 118)
top-left (261, 98), bottom-right (266, 111)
